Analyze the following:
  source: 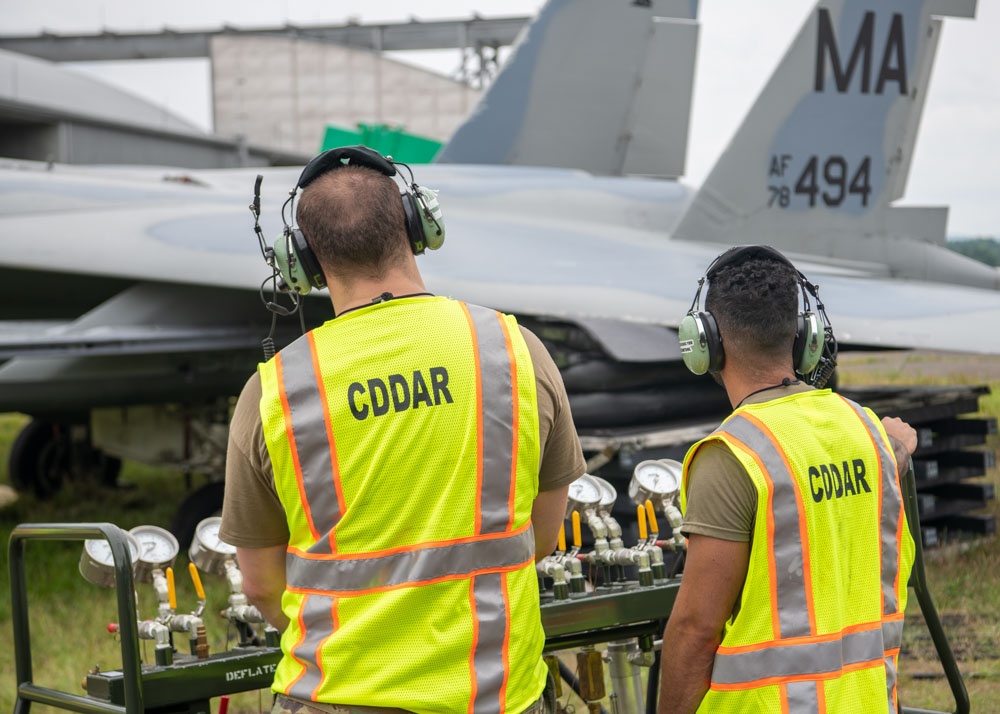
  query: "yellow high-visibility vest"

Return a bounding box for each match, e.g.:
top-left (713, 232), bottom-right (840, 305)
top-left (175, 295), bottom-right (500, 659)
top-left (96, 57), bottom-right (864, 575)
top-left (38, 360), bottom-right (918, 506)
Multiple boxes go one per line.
top-left (259, 296), bottom-right (547, 714)
top-left (681, 390), bottom-right (915, 713)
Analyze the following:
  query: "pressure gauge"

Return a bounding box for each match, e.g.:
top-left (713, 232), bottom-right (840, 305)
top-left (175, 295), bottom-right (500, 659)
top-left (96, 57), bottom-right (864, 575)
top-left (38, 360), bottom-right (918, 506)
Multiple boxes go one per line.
top-left (589, 475), bottom-right (618, 512)
top-left (128, 525), bottom-right (180, 583)
top-left (629, 459), bottom-right (682, 505)
top-left (189, 516), bottom-right (237, 576)
top-left (79, 530), bottom-right (141, 588)
top-left (565, 474), bottom-right (602, 517)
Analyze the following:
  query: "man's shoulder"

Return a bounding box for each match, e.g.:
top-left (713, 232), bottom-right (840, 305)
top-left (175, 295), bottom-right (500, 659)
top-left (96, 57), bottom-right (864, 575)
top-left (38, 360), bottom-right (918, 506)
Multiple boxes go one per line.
top-left (238, 369), bottom-right (263, 404)
top-left (516, 325), bottom-right (563, 381)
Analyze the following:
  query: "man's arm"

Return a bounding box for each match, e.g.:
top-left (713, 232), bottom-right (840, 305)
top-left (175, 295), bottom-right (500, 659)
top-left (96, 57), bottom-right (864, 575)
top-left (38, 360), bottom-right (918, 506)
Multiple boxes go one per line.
top-left (881, 416), bottom-right (918, 477)
top-left (658, 534), bottom-right (749, 714)
top-left (531, 485), bottom-right (570, 560)
top-left (236, 545), bottom-right (290, 632)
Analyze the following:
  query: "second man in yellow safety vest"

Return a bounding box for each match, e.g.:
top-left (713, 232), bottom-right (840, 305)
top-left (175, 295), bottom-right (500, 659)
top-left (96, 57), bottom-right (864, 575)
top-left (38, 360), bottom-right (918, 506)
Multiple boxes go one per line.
top-left (660, 245), bottom-right (917, 713)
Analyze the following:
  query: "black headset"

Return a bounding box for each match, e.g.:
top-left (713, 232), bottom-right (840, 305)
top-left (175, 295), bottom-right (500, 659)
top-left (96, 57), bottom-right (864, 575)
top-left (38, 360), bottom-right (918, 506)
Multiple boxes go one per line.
top-left (273, 145), bottom-right (445, 296)
top-left (678, 245), bottom-right (837, 387)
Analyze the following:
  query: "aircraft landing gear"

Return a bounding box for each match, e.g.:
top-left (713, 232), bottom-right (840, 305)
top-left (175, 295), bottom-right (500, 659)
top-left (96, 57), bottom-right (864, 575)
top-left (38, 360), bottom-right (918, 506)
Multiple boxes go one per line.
top-left (170, 480), bottom-right (225, 550)
top-left (8, 419), bottom-right (121, 498)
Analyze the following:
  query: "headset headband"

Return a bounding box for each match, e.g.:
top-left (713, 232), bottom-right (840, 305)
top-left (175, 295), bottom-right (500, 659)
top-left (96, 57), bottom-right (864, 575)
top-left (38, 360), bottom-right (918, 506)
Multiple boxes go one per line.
top-left (702, 244), bottom-right (820, 314)
top-left (706, 244), bottom-right (797, 279)
top-left (297, 145), bottom-right (397, 189)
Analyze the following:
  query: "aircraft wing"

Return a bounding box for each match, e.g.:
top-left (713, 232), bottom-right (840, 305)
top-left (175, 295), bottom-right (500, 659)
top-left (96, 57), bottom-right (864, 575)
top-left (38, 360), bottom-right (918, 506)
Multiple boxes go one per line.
top-left (3, 160), bottom-right (1000, 358)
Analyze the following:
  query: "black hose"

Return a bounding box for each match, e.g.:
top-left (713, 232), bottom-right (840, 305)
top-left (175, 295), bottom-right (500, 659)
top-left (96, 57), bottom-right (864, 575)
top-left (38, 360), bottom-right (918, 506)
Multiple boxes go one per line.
top-left (646, 649), bottom-right (661, 714)
top-left (669, 550), bottom-right (686, 578)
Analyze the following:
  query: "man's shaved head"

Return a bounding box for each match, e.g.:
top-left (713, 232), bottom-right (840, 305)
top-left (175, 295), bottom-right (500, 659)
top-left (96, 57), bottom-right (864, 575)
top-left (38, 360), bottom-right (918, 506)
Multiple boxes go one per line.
top-left (296, 165), bottom-right (410, 283)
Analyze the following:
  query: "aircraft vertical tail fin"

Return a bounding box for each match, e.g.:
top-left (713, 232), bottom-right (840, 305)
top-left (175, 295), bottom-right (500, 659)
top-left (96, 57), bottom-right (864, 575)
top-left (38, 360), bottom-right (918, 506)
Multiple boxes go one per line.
top-left (436, 0), bottom-right (699, 178)
top-left (672, 0), bottom-right (996, 287)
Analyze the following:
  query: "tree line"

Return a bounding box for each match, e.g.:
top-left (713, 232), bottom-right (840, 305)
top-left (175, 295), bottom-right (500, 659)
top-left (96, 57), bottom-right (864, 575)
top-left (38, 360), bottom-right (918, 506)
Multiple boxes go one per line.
top-left (947, 237), bottom-right (1000, 267)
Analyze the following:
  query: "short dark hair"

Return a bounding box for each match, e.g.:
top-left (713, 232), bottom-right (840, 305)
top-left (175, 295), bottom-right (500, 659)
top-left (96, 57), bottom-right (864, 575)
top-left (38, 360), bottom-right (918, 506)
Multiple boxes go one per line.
top-left (705, 255), bottom-right (799, 364)
top-left (296, 165), bottom-right (410, 281)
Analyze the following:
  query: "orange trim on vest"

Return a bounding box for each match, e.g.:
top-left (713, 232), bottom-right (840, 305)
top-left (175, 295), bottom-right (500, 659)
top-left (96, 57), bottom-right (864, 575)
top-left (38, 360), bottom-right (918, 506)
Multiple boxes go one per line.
top-left (720, 430), bottom-right (781, 638)
top-left (310, 598), bottom-right (340, 700)
top-left (778, 684), bottom-right (789, 714)
top-left (711, 657), bottom-right (886, 692)
top-left (287, 557), bottom-right (535, 598)
top-left (276, 352), bottom-right (320, 544)
top-left (467, 578), bottom-right (480, 714)
top-left (287, 598), bottom-right (311, 693)
top-left (288, 521), bottom-right (533, 561)
top-left (497, 313), bottom-right (519, 533)
top-left (307, 332), bottom-right (345, 553)
top-left (716, 620), bottom-right (883, 656)
top-left (460, 302), bottom-right (485, 535)
top-left (740, 410), bottom-right (818, 636)
top-left (499, 572), bottom-right (511, 714)
top-left (838, 395), bottom-right (893, 615)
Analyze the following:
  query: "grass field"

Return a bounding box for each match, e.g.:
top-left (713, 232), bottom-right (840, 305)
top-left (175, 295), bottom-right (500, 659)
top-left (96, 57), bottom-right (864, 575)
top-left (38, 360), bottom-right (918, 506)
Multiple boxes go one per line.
top-left (1, 350), bottom-right (998, 713)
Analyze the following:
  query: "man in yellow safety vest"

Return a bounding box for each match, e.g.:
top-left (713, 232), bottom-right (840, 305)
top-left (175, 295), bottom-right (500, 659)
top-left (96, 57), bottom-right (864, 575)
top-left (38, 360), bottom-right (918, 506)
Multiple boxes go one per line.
top-left (220, 146), bottom-right (585, 714)
top-left (660, 245), bottom-right (917, 713)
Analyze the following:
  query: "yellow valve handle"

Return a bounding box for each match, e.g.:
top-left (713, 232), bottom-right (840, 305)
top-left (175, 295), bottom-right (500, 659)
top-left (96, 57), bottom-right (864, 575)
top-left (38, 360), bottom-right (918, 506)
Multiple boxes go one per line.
top-left (558, 522), bottom-right (567, 552)
top-left (166, 567), bottom-right (177, 610)
top-left (188, 562), bottom-right (206, 600)
top-left (572, 511), bottom-right (582, 548)
top-left (637, 505), bottom-right (648, 541)
top-left (645, 500), bottom-right (660, 535)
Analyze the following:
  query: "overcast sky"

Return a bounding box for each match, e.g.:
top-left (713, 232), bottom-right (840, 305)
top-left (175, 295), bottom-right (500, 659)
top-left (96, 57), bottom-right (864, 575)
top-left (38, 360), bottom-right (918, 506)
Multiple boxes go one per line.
top-left (2, 0), bottom-right (997, 237)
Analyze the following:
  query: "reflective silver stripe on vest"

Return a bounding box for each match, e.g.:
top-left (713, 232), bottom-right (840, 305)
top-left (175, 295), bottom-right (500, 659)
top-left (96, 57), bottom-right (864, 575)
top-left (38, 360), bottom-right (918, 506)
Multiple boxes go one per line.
top-left (884, 654), bottom-right (898, 710)
top-left (720, 415), bottom-right (810, 638)
top-left (280, 335), bottom-right (341, 554)
top-left (465, 304), bottom-right (514, 535)
top-left (289, 594), bottom-right (336, 699)
top-left (712, 625), bottom-right (888, 685)
top-left (786, 681), bottom-right (818, 710)
top-left (883, 618), bottom-right (903, 651)
top-left (839, 397), bottom-right (904, 616)
top-left (471, 572), bottom-right (507, 714)
top-left (287, 527), bottom-right (535, 593)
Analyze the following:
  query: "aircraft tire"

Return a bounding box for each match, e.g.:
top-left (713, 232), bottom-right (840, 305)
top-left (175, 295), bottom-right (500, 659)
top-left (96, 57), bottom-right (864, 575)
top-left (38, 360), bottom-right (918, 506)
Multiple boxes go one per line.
top-left (8, 419), bottom-right (64, 498)
top-left (8, 419), bottom-right (122, 498)
top-left (170, 480), bottom-right (225, 550)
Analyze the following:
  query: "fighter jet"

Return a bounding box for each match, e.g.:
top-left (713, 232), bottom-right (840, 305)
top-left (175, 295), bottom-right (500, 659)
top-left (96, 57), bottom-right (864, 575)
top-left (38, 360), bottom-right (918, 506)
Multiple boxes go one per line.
top-left (0, 0), bottom-right (996, 535)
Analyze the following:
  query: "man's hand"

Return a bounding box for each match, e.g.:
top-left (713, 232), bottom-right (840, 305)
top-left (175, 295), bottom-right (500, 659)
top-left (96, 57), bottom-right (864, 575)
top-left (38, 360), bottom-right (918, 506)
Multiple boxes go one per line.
top-left (882, 416), bottom-right (917, 478)
top-left (236, 545), bottom-right (290, 632)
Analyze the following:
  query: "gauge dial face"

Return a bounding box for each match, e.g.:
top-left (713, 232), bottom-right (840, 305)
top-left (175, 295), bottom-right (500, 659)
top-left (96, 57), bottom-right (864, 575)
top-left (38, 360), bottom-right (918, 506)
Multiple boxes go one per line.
top-left (567, 474), bottom-right (602, 508)
top-left (193, 517), bottom-right (237, 556)
top-left (633, 459), bottom-right (681, 497)
top-left (84, 532), bottom-right (140, 567)
top-left (129, 525), bottom-right (179, 568)
top-left (590, 475), bottom-right (618, 509)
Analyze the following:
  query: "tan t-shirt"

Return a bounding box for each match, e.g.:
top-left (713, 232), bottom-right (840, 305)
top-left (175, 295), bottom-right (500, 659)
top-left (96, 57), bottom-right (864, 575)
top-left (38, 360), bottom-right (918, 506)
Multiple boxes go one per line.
top-left (680, 382), bottom-right (815, 543)
top-left (220, 324), bottom-right (586, 548)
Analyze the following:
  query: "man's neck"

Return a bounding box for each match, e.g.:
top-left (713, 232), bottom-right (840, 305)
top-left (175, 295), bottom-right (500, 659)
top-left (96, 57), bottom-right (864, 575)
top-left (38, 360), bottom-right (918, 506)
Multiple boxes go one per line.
top-left (722, 367), bottom-right (799, 409)
top-left (328, 270), bottom-right (428, 317)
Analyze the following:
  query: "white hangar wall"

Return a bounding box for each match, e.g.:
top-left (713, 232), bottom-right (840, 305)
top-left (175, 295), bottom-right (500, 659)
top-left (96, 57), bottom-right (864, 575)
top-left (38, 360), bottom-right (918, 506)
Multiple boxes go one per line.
top-left (211, 35), bottom-right (481, 155)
